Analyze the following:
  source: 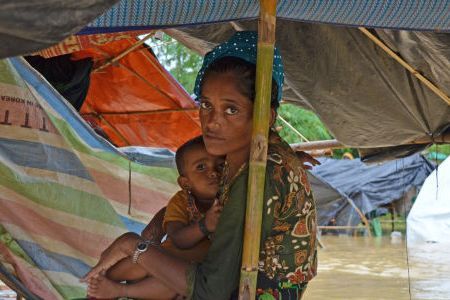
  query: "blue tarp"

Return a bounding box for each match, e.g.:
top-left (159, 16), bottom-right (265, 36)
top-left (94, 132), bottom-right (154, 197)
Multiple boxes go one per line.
top-left (310, 154), bottom-right (434, 226)
top-left (82, 0), bottom-right (450, 34)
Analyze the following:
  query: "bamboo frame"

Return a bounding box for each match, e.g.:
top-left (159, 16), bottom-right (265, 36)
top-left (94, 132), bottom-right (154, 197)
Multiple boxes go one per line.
top-left (358, 27), bottom-right (450, 106)
top-left (318, 225), bottom-right (363, 230)
top-left (239, 1), bottom-right (277, 299)
top-left (291, 132), bottom-right (450, 152)
top-left (80, 107), bottom-right (198, 117)
top-left (84, 102), bottom-right (131, 146)
top-left (93, 32), bottom-right (154, 73)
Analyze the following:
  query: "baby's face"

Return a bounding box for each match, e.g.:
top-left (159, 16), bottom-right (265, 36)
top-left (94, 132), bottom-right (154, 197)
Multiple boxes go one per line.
top-left (182, 145), bottom-right (224, 200)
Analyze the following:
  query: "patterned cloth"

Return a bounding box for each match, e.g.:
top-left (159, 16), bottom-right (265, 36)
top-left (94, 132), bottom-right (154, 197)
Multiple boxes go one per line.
top-left (162, 191), bottom-right (211, 263)
top-left (189, 131), bottom-right (317, 299)
top-left (193, 31), bottom-right (284, 103)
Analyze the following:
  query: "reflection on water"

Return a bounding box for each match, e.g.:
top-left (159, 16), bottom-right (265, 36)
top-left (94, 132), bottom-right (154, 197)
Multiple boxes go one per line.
top-left (303, 236), bottom-right (450, 300)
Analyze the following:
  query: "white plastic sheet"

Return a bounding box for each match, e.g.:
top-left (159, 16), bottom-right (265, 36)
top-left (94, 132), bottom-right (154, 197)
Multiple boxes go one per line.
top-left (407, 157), bottom-right (450, 244)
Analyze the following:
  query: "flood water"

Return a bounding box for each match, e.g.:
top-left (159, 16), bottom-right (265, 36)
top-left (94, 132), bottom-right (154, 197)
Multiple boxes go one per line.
top-left (303, 235), bottom-right (450, 300)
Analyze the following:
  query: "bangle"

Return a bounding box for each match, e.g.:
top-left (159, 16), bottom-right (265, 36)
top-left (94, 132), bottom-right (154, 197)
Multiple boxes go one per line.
top-left (198, 218), bottom-right (211, 236)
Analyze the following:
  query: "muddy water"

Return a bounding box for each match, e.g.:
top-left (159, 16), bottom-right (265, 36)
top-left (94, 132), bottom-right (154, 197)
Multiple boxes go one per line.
top-left (303, 235), bottom-right (450, 300)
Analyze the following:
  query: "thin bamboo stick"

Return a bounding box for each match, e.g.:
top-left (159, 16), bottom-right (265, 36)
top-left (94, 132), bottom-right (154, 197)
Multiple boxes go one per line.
top-left (318, 226), bottom-right (363, 230)
top-left (291, 139), bottom-right (344, 151)
top-left (278, 115), bottom-right (310, 142)
top-left (85, 102), bottom-right (131, 146)
top-left (290, 132), bottom-right (450, 152)
top-left (239, 1), bottom-right (277, 299)
top-left (93, 32), bottom-right (154, 73)
top-left (344, 196), bottom-right (372, 237)
top-left (80, 107), bottom-right (198, 117)
top-left (358, 27), bottom-right (450, 106)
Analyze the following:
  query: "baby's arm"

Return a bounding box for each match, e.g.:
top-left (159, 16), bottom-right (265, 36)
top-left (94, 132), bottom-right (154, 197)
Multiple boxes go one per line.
top-left (167, 199), bottom-right (222, 249)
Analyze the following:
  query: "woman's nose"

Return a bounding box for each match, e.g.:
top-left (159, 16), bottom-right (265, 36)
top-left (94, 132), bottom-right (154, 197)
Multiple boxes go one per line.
top-left (206, 111), bottom-right (221, 130)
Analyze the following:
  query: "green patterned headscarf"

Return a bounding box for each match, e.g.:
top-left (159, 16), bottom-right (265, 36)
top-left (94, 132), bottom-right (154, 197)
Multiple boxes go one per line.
top-left (194, 31), bottom-right (284, 103)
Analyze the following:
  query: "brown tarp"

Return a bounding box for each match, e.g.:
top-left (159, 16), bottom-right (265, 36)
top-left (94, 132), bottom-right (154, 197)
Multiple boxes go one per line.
top-left (166, 21), bottom-right (450, 161)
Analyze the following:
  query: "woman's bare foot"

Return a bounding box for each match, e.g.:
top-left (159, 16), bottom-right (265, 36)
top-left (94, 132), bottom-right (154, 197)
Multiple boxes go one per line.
top-left (87, 274), bottom-right (124, 299)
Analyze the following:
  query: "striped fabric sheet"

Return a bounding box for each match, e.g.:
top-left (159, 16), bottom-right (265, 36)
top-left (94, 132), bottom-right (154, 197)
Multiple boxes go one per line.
top-left (0, 58), bottom-right (179, 299)
top-left (81, 0), bottom-right (450, 34)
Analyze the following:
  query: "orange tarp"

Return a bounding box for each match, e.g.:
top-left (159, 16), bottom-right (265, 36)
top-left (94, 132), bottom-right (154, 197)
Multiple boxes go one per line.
top-left (73, 38), bottom-right (201, 150)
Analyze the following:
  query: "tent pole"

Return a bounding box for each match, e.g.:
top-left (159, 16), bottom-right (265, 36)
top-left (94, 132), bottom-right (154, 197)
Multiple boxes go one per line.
top-left (344, 196), bottom-right (372, 237)
top-left (85, 102), bottom-right (131, 146)
top-left (239, 1), bottom-right (277, 299)
top-left (358, 27), bottom-right (450, 106)
top-left (291, 132), bottom-right (450, 152)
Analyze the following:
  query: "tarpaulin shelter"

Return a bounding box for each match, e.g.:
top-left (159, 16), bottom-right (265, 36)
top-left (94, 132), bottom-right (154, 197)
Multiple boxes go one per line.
top-left (26, 33), bottom-right (201, 151)
top-left (0, 56), bottom-right (186, 299)
top-left (0, 0), bottom-right (449, 298)
top-left (309, 154), bottom-right (434, 228)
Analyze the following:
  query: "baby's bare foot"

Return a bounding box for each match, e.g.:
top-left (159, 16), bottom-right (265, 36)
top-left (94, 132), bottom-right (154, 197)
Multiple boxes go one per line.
top-left (87, 275), bottom-right (123, 299)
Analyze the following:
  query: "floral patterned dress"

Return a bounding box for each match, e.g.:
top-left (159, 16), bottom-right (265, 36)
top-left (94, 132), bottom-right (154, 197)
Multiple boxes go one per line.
top-left (188, 131), bottom-right (317, 300)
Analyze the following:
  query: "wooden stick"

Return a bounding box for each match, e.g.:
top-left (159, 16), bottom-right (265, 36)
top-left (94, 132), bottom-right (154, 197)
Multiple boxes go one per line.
top-left (93, 32), bottom-right (154, 73)
top-left (277, 115), bottom-right (310, 142)
top-left (291, 139), bottom-right (344, 151)
top-left (318, 225), bottom-right (363, 230)
top-left (239, 1), bottom-right (277, 299)
top-left (344, 196), bottom-right (372, 237)
top-left (85, 102), bottom-right (131, 146)
top-left (358, 27), bottom-right (450, 106)
top-left (291, 132), bottom-right (450, 151)
top-left (80, 107), bottom-right (198, 117)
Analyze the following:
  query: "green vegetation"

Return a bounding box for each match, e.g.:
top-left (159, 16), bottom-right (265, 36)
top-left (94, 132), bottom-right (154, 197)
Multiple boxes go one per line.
top-left (148, 34), bottom-right (203, 94)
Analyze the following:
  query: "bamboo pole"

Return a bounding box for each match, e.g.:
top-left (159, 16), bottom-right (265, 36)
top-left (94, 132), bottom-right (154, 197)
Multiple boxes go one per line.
top-left (80, 107), bottom-right (198, 117)
top-left (318, 226), bottom-right (363, 230)
top-left (291, 132), bottom-right (450, 152)
top-left (358, 27), bottom-right (450, 106)
top-left (239, 1), bottom-right (277, 299)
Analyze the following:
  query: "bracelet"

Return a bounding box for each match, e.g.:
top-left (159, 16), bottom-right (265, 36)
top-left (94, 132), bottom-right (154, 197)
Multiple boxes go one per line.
top-left (198, 217), bottom-right (211, 236)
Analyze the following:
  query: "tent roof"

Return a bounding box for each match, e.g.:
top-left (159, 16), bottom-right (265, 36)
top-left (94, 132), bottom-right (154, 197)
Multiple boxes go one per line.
top-left (73, 38), bottom-right (201, 150)
top-left (167, 22), bottom-right (450, 161)
top-left (2, 1), bottom-right (449, 59)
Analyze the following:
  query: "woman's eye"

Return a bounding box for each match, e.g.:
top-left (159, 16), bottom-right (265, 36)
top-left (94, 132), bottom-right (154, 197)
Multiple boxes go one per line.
top-left (200, 101), bottom-right (211, 110)
top-left (225, 107), bottom-right (238, 115)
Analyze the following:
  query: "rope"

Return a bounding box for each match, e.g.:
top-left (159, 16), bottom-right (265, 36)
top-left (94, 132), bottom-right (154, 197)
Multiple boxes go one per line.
top-left (400, 159), bottom-right (413, 300)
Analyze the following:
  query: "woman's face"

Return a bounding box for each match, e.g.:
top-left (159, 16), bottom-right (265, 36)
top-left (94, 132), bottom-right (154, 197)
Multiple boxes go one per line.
top-left (199, 72), bottom-right (253, 158)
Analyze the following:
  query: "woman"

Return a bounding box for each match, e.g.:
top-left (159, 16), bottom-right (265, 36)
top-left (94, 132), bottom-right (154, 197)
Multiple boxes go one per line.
top-left (84, 31), bottom-right (317, 300)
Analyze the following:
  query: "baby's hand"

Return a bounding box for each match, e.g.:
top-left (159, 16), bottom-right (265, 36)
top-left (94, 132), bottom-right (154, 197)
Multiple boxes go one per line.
top-left (204, 199), bottom-right (223, 232)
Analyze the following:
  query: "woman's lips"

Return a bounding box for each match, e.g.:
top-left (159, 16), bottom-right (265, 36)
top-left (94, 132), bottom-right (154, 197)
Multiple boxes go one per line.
top-left (204, 133), bottom-right (226, 141)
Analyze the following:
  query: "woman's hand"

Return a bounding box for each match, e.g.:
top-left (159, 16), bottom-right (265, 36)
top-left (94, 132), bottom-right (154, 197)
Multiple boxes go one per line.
top-left (295, 151), bottom-right (321, 170)
top-left (82, 232), bottom-right (140, 282)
